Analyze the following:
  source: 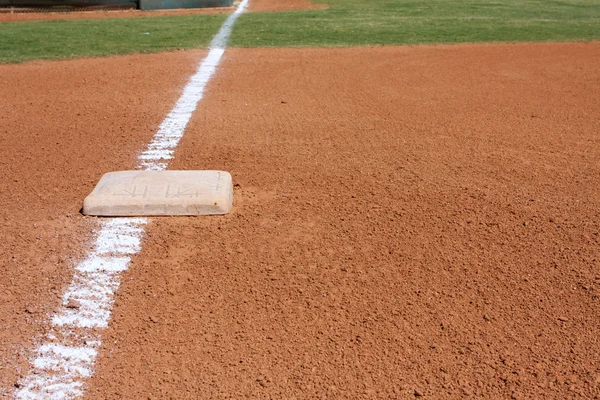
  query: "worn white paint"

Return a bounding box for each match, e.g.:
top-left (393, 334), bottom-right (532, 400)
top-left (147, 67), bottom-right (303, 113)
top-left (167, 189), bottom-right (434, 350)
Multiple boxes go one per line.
top-left (15, 218), bottom-right (146, 398)
top-left (14, 0), bottom-right (249, 397)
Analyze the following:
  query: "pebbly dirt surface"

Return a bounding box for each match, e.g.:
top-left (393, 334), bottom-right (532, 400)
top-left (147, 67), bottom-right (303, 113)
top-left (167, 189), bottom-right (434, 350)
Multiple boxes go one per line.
top-left (81, 43), bottom-right (600, 399)
top-left (0, 7), bottom-right (232, 23)
top-left (0, 50), bottom-right (202, 395)
top-left (248, 0), bottom-right (325, 12)
top-left (0, 0), bottom-right (322, 22)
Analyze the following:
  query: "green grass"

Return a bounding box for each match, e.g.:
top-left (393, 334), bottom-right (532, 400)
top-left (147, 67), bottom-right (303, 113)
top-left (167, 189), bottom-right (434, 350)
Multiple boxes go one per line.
top-left (0, 14), bottom-right (227, 63)
top-left (229, 0), bottom-right (600, 47)
top-left (1, 0), bottom-right (599, 63)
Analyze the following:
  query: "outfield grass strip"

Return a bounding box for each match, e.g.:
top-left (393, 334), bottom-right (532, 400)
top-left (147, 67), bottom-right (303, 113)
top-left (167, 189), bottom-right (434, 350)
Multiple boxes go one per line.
top-left (0, 14), bottom-right (227, 63)
top-left (230, 0), bottom-right (600, 47)
top-left (1, 0), bottom-right (599, 63)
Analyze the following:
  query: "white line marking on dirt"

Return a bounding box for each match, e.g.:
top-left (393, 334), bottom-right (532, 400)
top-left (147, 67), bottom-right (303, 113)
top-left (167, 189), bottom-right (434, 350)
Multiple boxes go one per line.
top-left (139, 0), bottom-right (248, 171)
top-left (14, 1), bottom-right (248, 398)
top-left (15, 218), bottom-right (146, 399)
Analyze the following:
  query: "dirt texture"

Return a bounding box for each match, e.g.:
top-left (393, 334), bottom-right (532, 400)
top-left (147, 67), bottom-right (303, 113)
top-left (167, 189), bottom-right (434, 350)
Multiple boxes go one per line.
top-left (0, 7), bottom-right (231, 23)
top-left (0, 50), bottom-right (202, 395)
top-left (0, 0), bottom-right (323, 22)
top-left (80, 43), bottom-right (600, 399)
top-left (248, 0), bottom-right (325, 12)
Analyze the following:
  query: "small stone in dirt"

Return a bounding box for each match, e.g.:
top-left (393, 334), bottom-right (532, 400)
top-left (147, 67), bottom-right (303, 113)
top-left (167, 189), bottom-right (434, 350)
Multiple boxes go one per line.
top-left (149, 316), bottom-right (158, 323)
top-left (414, 388), bottom-right (424, 397)
top-left (256, 376), bottom-right (267, 387)
top-left (558, 316), bottom-right (568, 322)
top-left (66, 299), bottom-right (81, 309)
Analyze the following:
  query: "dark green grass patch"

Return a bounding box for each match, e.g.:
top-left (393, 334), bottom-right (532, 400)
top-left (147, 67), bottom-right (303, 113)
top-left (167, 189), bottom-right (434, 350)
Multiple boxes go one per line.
top-left (230, 0), bottom-right (600, 47)
top-left (0, 14), bottom-right (227, 63)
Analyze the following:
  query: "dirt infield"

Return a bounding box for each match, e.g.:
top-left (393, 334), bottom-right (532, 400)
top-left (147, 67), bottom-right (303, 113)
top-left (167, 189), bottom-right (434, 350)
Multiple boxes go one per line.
top-left (1, 42), bottom-right (600, 398)
top-left (0, 7), bottom-right (232, 22)
top-left (78, 42), bottom-right (599, 399)
top-left (0, 0), bottom-right (321, 22)
top-left (0, 50), bottom-right (202, 394)
top-left (249, 0), bottom-right (325, 12)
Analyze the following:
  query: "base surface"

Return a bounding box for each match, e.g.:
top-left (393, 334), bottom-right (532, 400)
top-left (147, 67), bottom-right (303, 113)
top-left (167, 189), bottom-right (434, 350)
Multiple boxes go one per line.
top-left (83, 170), bottom-right (233, 216)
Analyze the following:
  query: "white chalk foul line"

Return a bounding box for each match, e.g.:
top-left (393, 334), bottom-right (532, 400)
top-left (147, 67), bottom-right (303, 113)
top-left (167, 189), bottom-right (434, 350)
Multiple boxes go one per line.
top-left (138, 0), bottom-right (247, 171)
top-left (14, 218), bottom-right (146, 400)
top-left (14, 1), bottom-right (249, 398)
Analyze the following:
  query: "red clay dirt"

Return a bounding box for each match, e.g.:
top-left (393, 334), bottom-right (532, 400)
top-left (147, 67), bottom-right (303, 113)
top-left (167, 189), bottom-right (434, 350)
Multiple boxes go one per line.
top-left (248, 0), bottom-right (325, 12)
top-left (77, 43), bottom-right (600, 399)
top-left (0, 0), bottom-right (322, 22)
top-left (0, 50), bottom-right (203, 395)
top-left (0, 7), bottom-right (231, 23)
top-left (1, 42), bottom-right (600, 399)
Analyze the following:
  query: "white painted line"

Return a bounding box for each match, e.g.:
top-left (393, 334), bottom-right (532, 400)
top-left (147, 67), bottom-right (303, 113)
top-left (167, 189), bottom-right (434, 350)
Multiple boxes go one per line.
top-left (15, 218), bottom-right (146, 399)
top-left (138, 0), bottom-right (248, 172)
top-left (138, 48), bottom-right (225, 171)
top-left (14, 0), bottom-right (249, 398)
